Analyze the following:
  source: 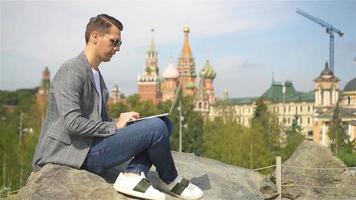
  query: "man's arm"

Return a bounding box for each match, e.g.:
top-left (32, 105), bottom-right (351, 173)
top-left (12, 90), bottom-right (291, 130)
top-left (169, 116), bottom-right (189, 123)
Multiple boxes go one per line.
top-left (53, 64), bottom-right (116, 137)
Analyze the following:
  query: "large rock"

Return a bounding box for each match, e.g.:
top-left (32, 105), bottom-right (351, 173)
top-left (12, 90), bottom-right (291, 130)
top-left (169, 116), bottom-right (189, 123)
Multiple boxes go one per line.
top-left (16, 163), bottom-right (124, 200)
top-left (281, 141), bottom-right (356, 200)
top-left (16, 152), bottom-right (277, 200)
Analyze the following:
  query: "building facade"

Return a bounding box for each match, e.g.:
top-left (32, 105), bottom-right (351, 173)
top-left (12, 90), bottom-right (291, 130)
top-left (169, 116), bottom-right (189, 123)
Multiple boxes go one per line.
top-left (209, 80), bottom-right (315, 138)
top-left (209, 61), bottom-right (356, 146)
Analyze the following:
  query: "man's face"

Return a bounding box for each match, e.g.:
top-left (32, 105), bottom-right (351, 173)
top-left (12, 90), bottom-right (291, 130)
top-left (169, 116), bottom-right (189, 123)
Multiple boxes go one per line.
top-left (96, 26), bottom-right (121, 62)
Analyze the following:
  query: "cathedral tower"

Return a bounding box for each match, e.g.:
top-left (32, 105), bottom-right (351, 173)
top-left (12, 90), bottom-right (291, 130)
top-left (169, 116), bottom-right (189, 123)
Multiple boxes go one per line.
top-left (196, 60), bottom-right (216, 113)
top-left (314, 61), bottom-right (340, 113)
top-left (138, 29), bottom-right (161, 104)
top-left (36, 66), bottom-right (50, 106)
top-left (108, 82), bottom-right (121, 105)
top-left (177, 26), bottom-right (196, 96)
top-left (313, 61), bottom-right (340, 145)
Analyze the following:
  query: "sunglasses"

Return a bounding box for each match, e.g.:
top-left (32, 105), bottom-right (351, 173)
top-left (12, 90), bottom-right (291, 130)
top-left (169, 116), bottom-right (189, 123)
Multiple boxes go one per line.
top-left (108, 37), bottom-right (122, 48)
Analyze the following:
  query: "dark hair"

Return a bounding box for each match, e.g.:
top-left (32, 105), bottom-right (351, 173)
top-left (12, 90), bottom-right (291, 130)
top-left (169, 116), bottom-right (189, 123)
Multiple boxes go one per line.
top-left (85, 14), bottom-right (123, 44)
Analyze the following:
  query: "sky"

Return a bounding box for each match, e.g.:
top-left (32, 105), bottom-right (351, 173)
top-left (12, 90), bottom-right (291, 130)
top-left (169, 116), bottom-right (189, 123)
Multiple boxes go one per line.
top-left (0, 0), bottom-right (355, 98)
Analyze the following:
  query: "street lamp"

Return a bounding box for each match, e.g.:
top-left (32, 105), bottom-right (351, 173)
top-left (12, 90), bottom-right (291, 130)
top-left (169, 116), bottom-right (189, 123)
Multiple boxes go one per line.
top-left (178, 100), bottom-right (183, 153)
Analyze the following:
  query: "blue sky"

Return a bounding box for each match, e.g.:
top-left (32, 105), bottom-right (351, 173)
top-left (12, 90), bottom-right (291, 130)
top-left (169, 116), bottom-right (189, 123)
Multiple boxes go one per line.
top-left (1, 0), bottom-right (355, 98)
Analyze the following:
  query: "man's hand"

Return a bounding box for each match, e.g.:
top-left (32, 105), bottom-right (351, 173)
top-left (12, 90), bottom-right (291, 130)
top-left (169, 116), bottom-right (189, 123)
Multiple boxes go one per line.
top-left (116, 111), bottom-right (140, 129)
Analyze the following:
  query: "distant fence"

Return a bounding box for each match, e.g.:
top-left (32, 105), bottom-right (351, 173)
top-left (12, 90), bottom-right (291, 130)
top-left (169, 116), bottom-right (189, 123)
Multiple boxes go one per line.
top-left (254, 157), bottom-right (356, 200)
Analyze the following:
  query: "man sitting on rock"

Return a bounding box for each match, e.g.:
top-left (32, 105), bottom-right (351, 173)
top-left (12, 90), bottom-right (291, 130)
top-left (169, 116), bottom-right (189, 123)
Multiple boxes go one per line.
top-left (32, 14), bottom-right (203, 200)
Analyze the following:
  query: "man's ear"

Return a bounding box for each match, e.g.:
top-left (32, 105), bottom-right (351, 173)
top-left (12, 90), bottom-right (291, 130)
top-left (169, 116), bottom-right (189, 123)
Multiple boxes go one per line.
top-left (91, 31), bottom-right (100, 45)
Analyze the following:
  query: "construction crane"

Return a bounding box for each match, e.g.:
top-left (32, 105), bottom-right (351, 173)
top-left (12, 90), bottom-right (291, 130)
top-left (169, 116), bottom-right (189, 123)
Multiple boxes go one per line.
top-left (296, 8), bottom-right (344, 73)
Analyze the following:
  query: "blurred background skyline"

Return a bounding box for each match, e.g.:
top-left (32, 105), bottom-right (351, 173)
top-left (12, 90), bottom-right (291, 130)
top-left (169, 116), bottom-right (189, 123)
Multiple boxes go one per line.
top-left (1, 0), bottom-right (355, 98)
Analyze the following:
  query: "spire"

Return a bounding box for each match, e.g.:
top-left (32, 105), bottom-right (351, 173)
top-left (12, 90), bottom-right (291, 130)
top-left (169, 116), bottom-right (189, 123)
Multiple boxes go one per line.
top-left (41, 66), bottom-right (50, 90)
top-left (223, 89), bottom-right (229, 101)
top-left (272, 72), bottom-right (275, 84)
top-left (143, 28), bottom-right (159, 77)
top-left (112, 81), bottom-right (119, 91)
top-left (42, 66), bottom-right (50, 80)
top-left (180, 25), bottom-right (193, 58)
top-left (149, 28), bottom-right (156, 52)
top-left (320, 61), bottom-right (333, 76)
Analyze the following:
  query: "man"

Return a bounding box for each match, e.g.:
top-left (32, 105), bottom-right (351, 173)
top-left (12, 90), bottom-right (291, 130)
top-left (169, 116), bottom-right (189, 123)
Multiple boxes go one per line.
top-left (32, 14), bottom-right (203, 200)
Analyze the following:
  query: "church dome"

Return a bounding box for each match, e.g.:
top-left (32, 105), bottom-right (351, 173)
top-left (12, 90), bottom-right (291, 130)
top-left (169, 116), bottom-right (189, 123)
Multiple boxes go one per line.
top-left (200, 60), bottom-right (216, 79)
top-left (186, 82), bottom-right (195, 89)
top-left (183, 26), bottom-right (190, 33)
top-left (163, 60), bottom-right (179, 79)
top-left (344, 78), bottom-right (356, 92)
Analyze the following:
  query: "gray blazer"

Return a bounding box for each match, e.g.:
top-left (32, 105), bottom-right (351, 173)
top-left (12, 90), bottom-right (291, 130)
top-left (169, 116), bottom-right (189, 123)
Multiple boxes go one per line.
top-left (32, 52), bottom-right (117, 171)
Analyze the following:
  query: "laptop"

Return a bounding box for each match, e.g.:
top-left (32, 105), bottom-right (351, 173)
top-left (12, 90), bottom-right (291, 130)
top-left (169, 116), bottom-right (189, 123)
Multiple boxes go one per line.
top-left (128, 78), bottom-right (182, 123)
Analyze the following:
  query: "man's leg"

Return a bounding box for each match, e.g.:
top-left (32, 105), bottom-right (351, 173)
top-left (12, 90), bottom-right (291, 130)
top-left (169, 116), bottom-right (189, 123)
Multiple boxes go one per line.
top-left (82, 116), bottom-right (203, 200)
top-left (125, 116), bottom-right (176, 183)
top-left (82, 117), bottom-right (177, 183)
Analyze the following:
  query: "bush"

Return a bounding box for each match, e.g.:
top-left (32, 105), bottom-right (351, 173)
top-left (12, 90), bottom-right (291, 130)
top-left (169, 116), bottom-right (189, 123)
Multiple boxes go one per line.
top-left (338, 152), bottom-right (356, 167)
top-left (0, 186), bottom-right (10, 198)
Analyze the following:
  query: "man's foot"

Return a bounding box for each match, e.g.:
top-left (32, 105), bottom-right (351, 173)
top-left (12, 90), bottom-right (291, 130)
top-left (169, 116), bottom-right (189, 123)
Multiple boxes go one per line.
top-left (113, 172), bottom-right (166, 200)
top-left (157, 176), bottom-right (203, 200)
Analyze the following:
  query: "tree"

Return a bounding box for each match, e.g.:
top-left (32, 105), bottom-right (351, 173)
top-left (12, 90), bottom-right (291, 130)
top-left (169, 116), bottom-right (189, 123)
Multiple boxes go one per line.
top-left (169, 95), bottom-right (204, 155)
top-left (109, 94), bottom-right (160, 119)
top-left (327, 102), bottom-right (348, 156)
top-left (251, 97), bottom-right (269, 128)
top-left (251, 97), bottom-right (282, 157)
top-left (283, 114), bottom-right (304, 159)
top-left (204, 97), bottom-right (281, 172)
top-left (0, 89), bottom-right (40, 191)
top-left (204, 116), bottom-right (247, 167)
top-left (327, 102), bottom-right (356, 166)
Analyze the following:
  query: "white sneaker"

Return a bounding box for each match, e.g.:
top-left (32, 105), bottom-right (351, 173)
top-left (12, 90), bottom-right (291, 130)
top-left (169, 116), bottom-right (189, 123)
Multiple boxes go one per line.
top-left (157, 176), bottom-right (203, 200)
top-left (113, 172), bottom-right (166, 200)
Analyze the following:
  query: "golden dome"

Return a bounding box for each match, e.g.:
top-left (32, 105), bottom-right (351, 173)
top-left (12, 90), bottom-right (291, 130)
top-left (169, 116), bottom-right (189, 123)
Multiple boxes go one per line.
top-left (183, 26), bottom-right (190, 33)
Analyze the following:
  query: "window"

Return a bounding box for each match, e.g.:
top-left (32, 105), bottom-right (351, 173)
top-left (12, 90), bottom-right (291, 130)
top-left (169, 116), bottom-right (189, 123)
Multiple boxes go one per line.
top-left (300, 106), bottom-right (302, 112)
top-left (308, 106), bottom-right (310, 112)
top-left (307, 131), bottom-right (313, 141)
top-left (308, 118), bottom-right (310, 124)
top-left (348, 96), bottom-right (351, 105)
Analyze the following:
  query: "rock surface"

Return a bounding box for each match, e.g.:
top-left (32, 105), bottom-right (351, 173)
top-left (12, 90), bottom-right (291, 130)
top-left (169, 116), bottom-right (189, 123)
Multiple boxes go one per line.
top-left (281, 141), bottom-right (356, 200)
top-left (16, 152), bottom-right (276, 200)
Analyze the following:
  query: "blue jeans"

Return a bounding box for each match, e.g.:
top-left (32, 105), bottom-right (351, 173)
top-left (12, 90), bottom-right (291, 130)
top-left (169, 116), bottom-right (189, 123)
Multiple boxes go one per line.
top-left (81, 117), bottom-right (178, 184)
